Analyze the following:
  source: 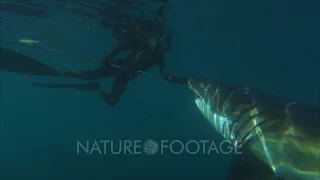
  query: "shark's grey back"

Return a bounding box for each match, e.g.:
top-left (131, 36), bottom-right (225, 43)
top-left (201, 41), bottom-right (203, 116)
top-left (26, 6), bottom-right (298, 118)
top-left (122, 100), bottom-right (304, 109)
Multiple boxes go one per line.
top-left (188, 76), bottom-right (320, 180)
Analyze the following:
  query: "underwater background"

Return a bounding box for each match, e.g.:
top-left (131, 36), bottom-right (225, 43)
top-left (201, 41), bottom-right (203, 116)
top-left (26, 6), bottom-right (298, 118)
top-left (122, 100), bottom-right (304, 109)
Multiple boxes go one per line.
top-left (0, 0), bottom-right (319, 179)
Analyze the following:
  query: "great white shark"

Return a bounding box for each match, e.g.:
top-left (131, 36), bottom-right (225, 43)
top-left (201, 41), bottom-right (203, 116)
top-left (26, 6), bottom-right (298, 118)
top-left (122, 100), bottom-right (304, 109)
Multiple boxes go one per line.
top-left (187, 76), bottom-right (319, 180)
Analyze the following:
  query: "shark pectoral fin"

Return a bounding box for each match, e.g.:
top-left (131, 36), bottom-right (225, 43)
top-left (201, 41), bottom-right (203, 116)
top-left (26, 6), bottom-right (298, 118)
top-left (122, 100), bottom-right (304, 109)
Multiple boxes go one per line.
top-left (226, 150), bottom-right (276, 180)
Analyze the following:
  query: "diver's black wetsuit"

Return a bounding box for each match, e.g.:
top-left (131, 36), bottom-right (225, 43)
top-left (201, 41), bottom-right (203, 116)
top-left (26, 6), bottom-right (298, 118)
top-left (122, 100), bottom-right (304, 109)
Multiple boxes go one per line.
top-left (32, 4), bottom-right (187, 106)
top-left (57, 33), bottom-right (185, 106)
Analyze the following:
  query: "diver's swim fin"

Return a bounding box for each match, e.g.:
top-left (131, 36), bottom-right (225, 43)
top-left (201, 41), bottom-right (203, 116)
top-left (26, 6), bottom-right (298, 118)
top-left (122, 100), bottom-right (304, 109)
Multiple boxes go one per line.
top-left (0, 47), bottom-right (61, 76)
top-left (226, 150), bottom-right (278, 180)
top-left (32, 81), bottom-right (100, 92)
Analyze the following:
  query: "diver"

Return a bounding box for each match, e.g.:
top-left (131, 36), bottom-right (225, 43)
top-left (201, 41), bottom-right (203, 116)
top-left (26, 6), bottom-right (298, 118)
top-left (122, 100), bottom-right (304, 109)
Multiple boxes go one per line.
top-left (34, 32), bottom-right (185, 106)
top-left (32, 4), bottom-right (187, 106)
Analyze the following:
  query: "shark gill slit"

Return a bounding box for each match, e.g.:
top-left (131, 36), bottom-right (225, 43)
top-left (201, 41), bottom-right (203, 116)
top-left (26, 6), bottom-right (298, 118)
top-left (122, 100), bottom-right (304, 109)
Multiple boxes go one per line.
top-left (221, 120), bottom-right (228, 138)
top-left (220, 92), bottom-right (235, 137)
top-left (233, 113), bottom-right (264, 139)
top-left (229, 107), bottom-right (252, 138)
top-left (238, 118), bottom-right (268, 146)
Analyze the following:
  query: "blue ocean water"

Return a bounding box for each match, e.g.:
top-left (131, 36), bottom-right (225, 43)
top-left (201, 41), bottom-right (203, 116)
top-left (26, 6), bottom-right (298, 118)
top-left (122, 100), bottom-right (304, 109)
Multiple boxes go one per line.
top-left (0, 0), bottom-right (319, 180)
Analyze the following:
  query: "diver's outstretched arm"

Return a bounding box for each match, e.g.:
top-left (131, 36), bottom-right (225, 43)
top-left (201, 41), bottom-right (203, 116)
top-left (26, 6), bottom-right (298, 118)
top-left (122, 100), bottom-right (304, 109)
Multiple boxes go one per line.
top-left (155, 53), bottom-right (188, 85)
top-left (161, 72), bottom-right (189, 85)
top-left (32, 81), bottom-right (100, 92)
top-left (159, 64), bottom-right (189, 84)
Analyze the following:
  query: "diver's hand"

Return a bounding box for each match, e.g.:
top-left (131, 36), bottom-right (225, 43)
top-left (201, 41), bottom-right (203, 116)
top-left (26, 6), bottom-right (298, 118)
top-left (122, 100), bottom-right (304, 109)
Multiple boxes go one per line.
top-left (161, 72), bottom-right (189, 85)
